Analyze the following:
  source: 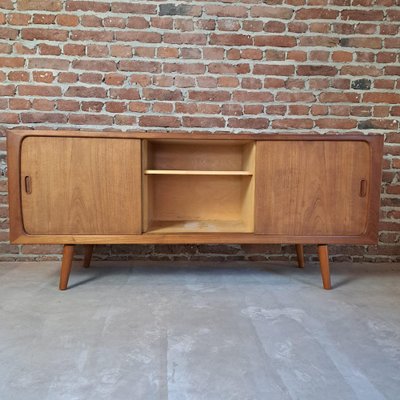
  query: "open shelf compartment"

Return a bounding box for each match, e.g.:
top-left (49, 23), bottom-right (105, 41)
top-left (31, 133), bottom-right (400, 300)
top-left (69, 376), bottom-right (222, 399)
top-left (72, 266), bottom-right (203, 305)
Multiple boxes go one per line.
top-left (142, 139), bottom-right (255, 233)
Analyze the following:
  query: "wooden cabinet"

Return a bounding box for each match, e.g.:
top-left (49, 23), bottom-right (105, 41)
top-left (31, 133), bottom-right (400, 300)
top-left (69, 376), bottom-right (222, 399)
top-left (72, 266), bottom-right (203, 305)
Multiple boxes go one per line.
top-left (7, 130), bottom-right (383, 291)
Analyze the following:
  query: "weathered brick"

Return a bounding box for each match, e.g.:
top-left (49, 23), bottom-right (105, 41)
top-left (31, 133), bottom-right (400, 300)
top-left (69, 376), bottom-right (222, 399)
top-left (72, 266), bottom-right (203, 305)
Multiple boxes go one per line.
top-left (160, 4), bottom-right (202, 17)
top-left (17, 0), bottom-right (61, 11)
top-left (139, 116), bottom-right (180, 128)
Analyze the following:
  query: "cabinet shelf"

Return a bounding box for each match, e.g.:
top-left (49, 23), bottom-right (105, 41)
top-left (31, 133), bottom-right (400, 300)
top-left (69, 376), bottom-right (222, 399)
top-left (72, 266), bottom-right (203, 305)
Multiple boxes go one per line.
top-left (144, 170), bottom-right (253, 176)
top-left (147, 220), bottom-right (252, 233)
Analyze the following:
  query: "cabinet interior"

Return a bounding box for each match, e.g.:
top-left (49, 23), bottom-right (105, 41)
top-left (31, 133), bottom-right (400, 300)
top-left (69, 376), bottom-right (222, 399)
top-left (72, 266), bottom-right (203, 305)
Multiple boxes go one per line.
top-left (143, 139), bottom-right (255, 233)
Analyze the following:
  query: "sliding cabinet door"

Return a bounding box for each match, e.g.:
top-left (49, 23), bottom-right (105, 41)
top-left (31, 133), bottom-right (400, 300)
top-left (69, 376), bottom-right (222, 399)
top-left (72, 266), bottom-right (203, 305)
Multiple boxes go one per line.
top-left (255, 140), bottom-right (371, 237)
top-left (21, 137), bottom-right (141, 235)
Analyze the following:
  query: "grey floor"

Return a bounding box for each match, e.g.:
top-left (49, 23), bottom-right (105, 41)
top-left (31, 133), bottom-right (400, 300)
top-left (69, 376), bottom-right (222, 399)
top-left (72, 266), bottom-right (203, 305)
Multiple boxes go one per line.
top-left (0, 261), bottom-right (399, 400)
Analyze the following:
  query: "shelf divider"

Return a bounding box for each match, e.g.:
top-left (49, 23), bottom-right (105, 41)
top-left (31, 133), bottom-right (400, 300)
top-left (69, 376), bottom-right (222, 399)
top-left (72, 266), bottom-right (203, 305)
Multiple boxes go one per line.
top-left (144, 170), bottom-right (253, 176)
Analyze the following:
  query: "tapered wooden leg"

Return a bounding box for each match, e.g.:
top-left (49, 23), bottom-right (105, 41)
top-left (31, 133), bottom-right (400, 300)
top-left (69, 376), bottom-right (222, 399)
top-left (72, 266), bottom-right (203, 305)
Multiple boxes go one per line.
top-left (83, 245), bottom-right (94, 268)
top-left (295, 244), bottom-right (305, 268)
top-left (317, 244), bottom-right (331, 290)
top-left (59, 245), bottom-right (75, 291)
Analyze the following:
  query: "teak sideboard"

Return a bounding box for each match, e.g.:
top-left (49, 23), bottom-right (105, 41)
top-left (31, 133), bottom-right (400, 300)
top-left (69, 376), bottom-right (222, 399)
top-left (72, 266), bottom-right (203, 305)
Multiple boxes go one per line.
top-left (7, 130), bottom-right (384, 290)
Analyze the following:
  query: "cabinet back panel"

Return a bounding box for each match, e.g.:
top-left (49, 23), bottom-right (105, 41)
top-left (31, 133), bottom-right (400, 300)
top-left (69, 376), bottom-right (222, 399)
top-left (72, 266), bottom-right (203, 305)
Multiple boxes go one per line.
top-left (148, 175), bottom-right (251, 222)
top-left (148, 140), bottom-right (252, 171)
top-left (255, 141), bottom-right (370, 236)
top-left (21, 137), bottom-right (142, 235)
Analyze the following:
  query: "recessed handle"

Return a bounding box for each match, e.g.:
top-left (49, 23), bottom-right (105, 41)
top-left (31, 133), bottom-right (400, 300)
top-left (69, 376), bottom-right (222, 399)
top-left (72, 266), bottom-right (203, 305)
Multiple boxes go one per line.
top-left (359, 179), bottom-right (367, 197)
top-left (25, 176), bottom-right (32, 194)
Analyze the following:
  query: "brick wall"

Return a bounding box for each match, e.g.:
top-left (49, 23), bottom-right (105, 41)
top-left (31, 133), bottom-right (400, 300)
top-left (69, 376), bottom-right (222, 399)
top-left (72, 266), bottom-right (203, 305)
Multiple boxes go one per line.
top-left (0, 0), bottom-right (399, 262)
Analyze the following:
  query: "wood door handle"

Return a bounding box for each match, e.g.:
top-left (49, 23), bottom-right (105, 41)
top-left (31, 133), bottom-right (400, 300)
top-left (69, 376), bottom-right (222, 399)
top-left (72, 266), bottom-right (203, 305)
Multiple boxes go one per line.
top-left (359, 179), bottom-right (367, 197)
top-left (25, 176), bottom-right (32, 194)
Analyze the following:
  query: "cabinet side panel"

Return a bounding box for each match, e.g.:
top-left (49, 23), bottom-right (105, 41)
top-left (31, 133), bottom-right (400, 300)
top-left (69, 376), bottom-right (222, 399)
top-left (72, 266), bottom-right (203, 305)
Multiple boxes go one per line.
top-left (21, 137), bottom-right (141, 235)
top-left (255, 141), bottom-right (371, 236)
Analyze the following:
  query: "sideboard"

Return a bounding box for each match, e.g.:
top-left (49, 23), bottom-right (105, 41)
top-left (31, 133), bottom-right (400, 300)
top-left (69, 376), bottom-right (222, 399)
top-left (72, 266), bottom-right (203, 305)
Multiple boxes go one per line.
top-left (7, 130), bottom-right (383, 290)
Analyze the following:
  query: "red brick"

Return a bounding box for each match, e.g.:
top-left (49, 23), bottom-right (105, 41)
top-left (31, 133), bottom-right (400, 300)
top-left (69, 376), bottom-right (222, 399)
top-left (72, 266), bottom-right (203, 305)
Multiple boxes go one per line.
top-left (0, 57), bottom-right (24, 67)
top-left (58, 72), bottom-right (78, 83)
top-left (157, 47), bottom-right (179, 58)
top-left (363, 93), bottom-right (400, 104)
top-left (341, 10), bottom-right (384, 21)
top-left (189, 90), bottom-right (231, 102)
top-left (297, 65), bottom-right (337, 76)
top-left (254, 65), bottom-right (295, 76)
top-left (163, 63), bottom-right (205, 75)
top-left (103, 17), bottom-right (126, 28)
top-left (9, 98), bottom-right (30, 110)
top-left (320, 93), bottom-right (361, 103)
top-left (183, 117), bottom-right (225, 128)
top-left (66, 1), bottom-right (109, 12)
top-left (22, 28), bottom-right (68, 41)
top-left (152, 102), bottom-right (173, 113)
top-left (105, 102), bottom-right (126, 113)
top-left (8, 71), bottom-right (29, 81)
top-left (217, 77), bottom-right (240, 87)
top-left (262, 79), bottom-right (283, 89)
top-left (210, 33), bottom-right (252, 46)
top-left (111, 2), bottom-right (156, 14)
top-left (105, 73), bottom-right (125, 86)
top-left (119, 61), bottom-right (161, 73)
top-left (299, 36), bottom-right (339, 47)
top-left (332, 51), bottom-right (352, 62)
top-left (228, 118), bottom-right (269, 129)
top-left (341, 66), bottom-right (381, 76)
top-left (251, 6), bottom-right (294, 19)
top-left (0, 28), bottom-right (19, 40)
top-left (39, 44), bottom-right (61, 56)
top-left (264, 21), bottom-right (286, 33)
top-left (0, 0), bottom-right (13, 9)
top-left (127, 16), bottom-right (149, 29)
top-left (242, 78), bottom-right (262, 90)
top-left (272, 119), bottom-right (314, 129)
top-left (19, 85), bottom-right (61, 96)
top-left (143, 88), bottom-right (182, 101)
top-left (8, 13), bottom-right (30, 25)
top-left (276, 92), bottom-right (316, 102)
top-left (71, 31), bottom-right (113, 42)
top-left (69, 114), bottom-right (112, 125)
top-left (80, 15), bottom-right (102, 27)
top-left (0, 43), bottom-right (11, 54)
top-left (164, 33), bottom-right (206, 45)
top-left (32, 99), bottom-right (55, 111)
top-left (205, 5), bottom-right (248, 18)
top-left (56, 14), bottom-right (79, 26)
top-left (21, 112), bottom-right (67, 123)
top-left (296, 8), bottom-right (338, 19)
top-left (80, 73), bottom-right (102, 84)
top-left (81, 101), bottom-right (103, 112)
top-left (232, 91), bottom-right (273, 102)
top-left (139, 116), bottom-right (180, 128)
top-left (134, 47), bottom-right (155, 58)
top-left (63, 44), bottom-right (85, 56)
top-left (73, 60), bottom-right (115, 72)
top-left (129, 102), bottom-right (149, 113)
top-left (65, 86), bottom-right (106, 98)
top-left (17, 0), bottom-right (62, 11)
top-left (32, 71), bottom-right (54, 83)
top-left (109, 88), bottom-right (140, 100)
top-left (208, 63), bottom-right (250, 75)
top-left (57, 100), bottom-right (79, 111)
top-left (0, 113), bottom-right (18, 123)
top-left (32, 14), bottom-right (56, 24)
top-left (315, 118), bottom-right (358, 129)
top-left (151, 17), bottom-right (173, 30)
top-left (254, 36), bottom-right (296, 47)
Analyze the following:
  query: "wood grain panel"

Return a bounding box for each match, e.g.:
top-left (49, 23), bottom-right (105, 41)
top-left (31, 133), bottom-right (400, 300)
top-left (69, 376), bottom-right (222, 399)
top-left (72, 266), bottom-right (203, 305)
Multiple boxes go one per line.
top-left (255, 141), bottom-right (371, 236)
top-left (21, 137), bottom-right (141, 234)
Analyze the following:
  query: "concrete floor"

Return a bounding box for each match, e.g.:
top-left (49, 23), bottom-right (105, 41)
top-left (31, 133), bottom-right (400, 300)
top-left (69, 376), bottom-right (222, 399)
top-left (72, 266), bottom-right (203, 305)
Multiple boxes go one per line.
top-left (0, 261), bottom-right (399, 400)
